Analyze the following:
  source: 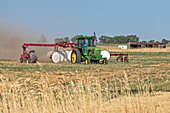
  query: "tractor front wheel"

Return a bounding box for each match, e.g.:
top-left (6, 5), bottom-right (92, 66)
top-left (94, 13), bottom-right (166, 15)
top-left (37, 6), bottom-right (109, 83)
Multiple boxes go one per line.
top-left (71, 49), bottom-right (81, 64)
top-left (85, 58), bottom-right (90, 64)
top-left (103, 57), bottom-right (108, 64)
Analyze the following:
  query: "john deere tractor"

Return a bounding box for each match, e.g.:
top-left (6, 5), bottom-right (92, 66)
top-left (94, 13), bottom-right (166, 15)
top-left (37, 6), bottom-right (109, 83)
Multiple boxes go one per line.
top-left (71, 35), bottom-right (108, 64)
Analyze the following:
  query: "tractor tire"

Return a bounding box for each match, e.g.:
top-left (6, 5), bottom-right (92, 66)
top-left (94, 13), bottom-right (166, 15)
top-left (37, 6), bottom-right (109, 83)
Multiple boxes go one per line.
top-left (124, 56), bottom-right (128, 62)
top-left (20, 58), bottom-right (23, 63)
top-left (116, 56), bottom-right (123, 62)
top-left (103, 57), bottom-right (108, 64)
top-left (71, 49), bottom-right (81, 64)
top-left (85, 58), bottom-right (90, 64)
top-left (29, 51), bottom-right (38, 63)
top-left (21, 57), bottom-right (31, 63)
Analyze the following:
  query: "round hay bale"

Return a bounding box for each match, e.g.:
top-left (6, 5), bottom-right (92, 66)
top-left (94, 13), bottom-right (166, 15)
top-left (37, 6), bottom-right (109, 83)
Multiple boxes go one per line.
top-left (67, 51), bottom-right (72, 62)
top-left (62, 50), bottom-right (67, 61)
top-left (58, 50), bottom-right (66, 62)
top-left (65, 51), bottom-right (70, 61)
top-left (47, 51), bottom-right (54, 58)
top-left (52, 52), bottom-right (60, 63)
top-left (101, 50), bottom-right (110, 60)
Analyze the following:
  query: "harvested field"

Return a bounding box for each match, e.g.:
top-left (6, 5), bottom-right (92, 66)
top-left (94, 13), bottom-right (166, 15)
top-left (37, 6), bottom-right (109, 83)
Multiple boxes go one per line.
top-left (0, 50), bottom-right (170, 113)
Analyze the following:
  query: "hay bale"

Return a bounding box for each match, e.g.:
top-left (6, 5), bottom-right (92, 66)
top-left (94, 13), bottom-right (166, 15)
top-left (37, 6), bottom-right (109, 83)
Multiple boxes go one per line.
top-left (101, 50), bottom-right (110, 60)
top-left (51, 52), bottom-right (60, 63)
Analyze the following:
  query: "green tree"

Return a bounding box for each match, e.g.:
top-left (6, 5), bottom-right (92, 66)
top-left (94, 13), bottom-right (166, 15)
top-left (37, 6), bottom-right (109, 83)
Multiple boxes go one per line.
top-left (63, 37), bottom-right (70, 43)
top-left (99, 36), bottom-right (107, 44)
top-left (162, 39), bottom-right (169, 44)
top-left (55, 38), bottom-right (64, 43)
top-left (71, 35), bottom-right (83, 43)
top-left (148, 40), bottom-right (155, 43)
top-left (127, 35), bottom-right (139, 42)
top-left (141, 41), bottom-right (147, 43)
top-left (155, 41), bottom-right (160, 43)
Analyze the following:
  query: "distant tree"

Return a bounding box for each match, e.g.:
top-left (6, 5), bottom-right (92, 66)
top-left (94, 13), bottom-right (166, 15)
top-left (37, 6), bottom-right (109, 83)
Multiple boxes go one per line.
top-left (127, 35), bottom-right (139, 42)
top-left (99, 36), bottom-right (107, 44)
top-left (105, 36), bottom-right (112, 44)
top-left (99, 35), bottom-right (140, 44)
top-left (141, 41), bottom-right (147, 43)
top-left (162, 39), bottom-right (169, 44)
top-left (63, 37), bottom-right (70, 43)
top-left (37, 35), bottom-right (47, 43)
top-left (71, 35), bottom-right (83, 43)
top-left (55, 38), bottom-right (64, 43)
top-left (155, 41), bottom-right (160, 43)
top-left (148, 40), bottom-right (155, 43)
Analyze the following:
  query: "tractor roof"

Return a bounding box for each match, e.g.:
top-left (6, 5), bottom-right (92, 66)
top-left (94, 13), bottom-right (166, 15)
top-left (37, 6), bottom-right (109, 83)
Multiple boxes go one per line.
top-left (77, 36), bottom-right (95, 39)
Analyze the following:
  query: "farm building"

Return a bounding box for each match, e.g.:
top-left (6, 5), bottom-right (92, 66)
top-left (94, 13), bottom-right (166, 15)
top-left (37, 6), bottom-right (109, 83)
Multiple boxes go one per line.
top-left (130, 42), bottom-right (166, 48)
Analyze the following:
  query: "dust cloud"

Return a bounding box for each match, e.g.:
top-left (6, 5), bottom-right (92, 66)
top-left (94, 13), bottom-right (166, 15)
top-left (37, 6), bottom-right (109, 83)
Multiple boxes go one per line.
top-left (0, 23), bottom-right (56, 63)
top-left (0, 23), bottom-right (37, 61)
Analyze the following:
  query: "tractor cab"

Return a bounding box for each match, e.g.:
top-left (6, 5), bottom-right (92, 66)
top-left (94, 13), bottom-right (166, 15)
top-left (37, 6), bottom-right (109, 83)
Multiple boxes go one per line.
top-left (77, 36), bottom-right (96, 54)
top-left (77, 36), bottom-right (96, 47)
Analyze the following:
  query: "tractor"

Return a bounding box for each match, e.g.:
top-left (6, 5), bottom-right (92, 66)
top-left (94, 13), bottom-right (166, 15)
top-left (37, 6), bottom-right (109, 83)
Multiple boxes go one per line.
top-left (71, 35), bottom-right (108, 64)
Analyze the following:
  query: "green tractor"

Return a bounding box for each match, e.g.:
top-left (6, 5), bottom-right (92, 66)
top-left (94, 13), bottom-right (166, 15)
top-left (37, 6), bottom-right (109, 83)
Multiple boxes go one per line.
top-left (71, 35), bottom-right (108, 64)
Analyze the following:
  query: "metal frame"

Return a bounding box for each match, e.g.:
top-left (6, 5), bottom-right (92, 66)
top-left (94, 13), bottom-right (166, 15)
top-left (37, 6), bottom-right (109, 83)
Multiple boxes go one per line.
top-left (110, 53), bottom-right (128, 57)
top-left (21, 42), bottom-right (77, 60)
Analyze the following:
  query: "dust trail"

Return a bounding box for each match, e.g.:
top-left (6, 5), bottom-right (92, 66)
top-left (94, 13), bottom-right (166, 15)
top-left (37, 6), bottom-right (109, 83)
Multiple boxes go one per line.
top-left (0, 23), bottom-right (37, 61)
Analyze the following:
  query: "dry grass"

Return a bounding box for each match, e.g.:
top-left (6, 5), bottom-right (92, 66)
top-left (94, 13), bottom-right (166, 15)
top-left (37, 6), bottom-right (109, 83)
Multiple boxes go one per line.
top-left (0, 73), bottom-right (170, 113)
top-left (0, 50), bottom-right (170, 113)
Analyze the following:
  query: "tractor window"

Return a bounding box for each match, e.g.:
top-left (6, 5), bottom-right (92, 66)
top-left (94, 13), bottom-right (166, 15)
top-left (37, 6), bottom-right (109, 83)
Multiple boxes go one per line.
top-left (78, 39), bottom-right (83, 47)
top-left (88, 39), bottom-right (92, 46)
top-left (83, 39), bottom-right (93, 46)
top-left (78, 38), bottom-right (93, 47)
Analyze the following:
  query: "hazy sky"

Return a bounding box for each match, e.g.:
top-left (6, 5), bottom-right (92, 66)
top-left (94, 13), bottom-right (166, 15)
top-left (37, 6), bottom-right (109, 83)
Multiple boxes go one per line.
top-left (0, 0), bottom-right (170, 42)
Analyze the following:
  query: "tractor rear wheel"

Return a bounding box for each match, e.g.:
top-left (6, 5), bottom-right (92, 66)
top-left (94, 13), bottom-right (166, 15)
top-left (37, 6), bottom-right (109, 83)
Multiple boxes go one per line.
top-left (71, 49), bottom-right (81, 64)
top-left (85, 58), bottom-right (90, 64)
top-left (116, 56), bottom-right (123, 62)
top-left (103, 57), bottom-right (108, 64)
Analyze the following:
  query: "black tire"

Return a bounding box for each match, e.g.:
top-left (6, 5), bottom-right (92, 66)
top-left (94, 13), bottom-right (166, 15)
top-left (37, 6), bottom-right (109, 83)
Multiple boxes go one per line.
top-left (29, 51), bottom-right (38, 63)
top-left (22, 57), bottom-right (30, 63)
top-left (96, 60), bottom-right (100, 64)
top-left (103, 57), bottom-right (108, 64)
top-left (85, 58), bottom-right (90, 64)
top-left (116, 56), bottom-right (123, 62)
top-left (71, 49), bottom-right (81, 64)
top-left (23, 58), bottom-right (31, 63)
top-left (124, 56), bottom-right (128, 62)
top-left (20, 58), bottom-right (23, 63)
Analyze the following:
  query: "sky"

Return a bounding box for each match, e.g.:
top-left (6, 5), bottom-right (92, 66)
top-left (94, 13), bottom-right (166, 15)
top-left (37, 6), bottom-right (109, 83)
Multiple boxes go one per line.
top-left (0, 0), bottom-right (170, 42)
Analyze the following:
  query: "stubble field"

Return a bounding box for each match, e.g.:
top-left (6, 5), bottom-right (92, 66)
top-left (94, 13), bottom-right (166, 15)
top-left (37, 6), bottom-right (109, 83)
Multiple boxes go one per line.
top-left (0, 48), bottom-right (170, 113)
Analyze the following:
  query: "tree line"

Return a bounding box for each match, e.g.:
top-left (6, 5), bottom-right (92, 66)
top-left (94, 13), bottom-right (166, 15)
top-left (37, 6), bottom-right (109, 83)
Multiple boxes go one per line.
top-left (54, 34), bottom-right (170, 44)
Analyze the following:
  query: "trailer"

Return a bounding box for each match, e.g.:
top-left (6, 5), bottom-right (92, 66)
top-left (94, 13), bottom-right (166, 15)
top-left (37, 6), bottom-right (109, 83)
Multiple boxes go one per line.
top-left (20, 42), bottom-right (77, 63)
top-left (110, 53), bottom-right (128, 62)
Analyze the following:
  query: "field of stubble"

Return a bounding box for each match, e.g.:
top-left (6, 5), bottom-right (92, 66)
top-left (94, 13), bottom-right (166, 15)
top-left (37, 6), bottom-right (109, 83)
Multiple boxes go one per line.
top-left (0, 48), bottom-right (170, 113)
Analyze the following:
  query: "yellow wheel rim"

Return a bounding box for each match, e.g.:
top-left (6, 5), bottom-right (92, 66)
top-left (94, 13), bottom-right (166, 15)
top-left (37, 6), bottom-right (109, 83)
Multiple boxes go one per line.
top-left (85, 59), bottom-right (88, 64)
top-left (72, 52), bottom-right (76, 63)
